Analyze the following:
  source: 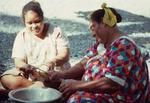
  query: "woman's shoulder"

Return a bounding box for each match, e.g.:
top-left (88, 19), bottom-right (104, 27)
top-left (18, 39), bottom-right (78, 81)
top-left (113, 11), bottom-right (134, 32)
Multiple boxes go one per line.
top-left (111, 36), bottom-right (140, 55)
top-left (15, 28), bottom-right (27, 37)
top-left (17, 28), bottom-right (27, 34)
top-left (47, 23), bottom-right (63, 38)
top-left (48, 23), bottom-right (61, 32)
top-left (113, 36), bottom-right (136, 47)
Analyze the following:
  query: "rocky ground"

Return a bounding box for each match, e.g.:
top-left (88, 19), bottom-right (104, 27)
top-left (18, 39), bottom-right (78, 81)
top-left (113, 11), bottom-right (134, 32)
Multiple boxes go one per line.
top-left (0, 0), bottom-right (150, 74)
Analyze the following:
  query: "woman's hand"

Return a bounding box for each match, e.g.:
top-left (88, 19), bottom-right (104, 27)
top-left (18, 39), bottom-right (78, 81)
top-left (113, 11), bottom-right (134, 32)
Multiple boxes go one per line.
top-left (43, 70), bottom-right (64, 88)
top-left (19, 65), bottom-right (35, 78)
top-left (19, 65), bottom-right (43, 80)
top-left (59, 80), bottom-right (82, 101)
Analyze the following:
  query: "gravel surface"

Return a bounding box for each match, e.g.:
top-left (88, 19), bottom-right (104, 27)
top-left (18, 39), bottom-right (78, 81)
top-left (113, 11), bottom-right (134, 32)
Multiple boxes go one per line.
top-left (0, 0), bottom-right (150, 74)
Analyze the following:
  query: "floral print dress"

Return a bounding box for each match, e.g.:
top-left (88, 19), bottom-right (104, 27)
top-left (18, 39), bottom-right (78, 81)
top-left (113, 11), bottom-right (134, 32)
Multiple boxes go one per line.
top-left (67, 36), bottom-right (149, 103)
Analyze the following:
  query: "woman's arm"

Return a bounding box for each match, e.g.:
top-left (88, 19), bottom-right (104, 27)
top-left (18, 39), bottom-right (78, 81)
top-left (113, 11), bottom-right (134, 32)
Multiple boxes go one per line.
top-left (43, 48), bottom-right (70, 70)
top-left (59, 77), bottom-right (121, 97)
top-left (59, 77), bottom-right (121, 100)
top-left (64, 62), bottom-right (85, 79)
top-left (44, 26), bottom-right (70, 69)
top-left (48, 57), bottom-right (87, 80)
top-left (45, 58), bottom-right (87, 88)
top-left (48, 61), bottom-right (85, 80)
top-left (76, 77), bottom-right (121, 93)
top-left (50, 48), bottom-right (70, 66)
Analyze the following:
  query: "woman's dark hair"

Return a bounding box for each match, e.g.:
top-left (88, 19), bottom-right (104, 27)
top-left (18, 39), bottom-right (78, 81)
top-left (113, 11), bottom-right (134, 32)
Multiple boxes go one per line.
top-left (22, 1), bottom-right (44, 22)
top-left (90, 8), bottom-right (122, 24)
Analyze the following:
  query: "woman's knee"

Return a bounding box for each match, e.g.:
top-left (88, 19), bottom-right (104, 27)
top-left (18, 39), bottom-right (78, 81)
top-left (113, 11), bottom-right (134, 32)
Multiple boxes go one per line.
top-left (0, 75), bottom-right (26, 89)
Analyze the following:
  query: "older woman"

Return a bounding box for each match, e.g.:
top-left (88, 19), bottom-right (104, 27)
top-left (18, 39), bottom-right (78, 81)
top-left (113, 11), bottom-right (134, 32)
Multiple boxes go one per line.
top-left (48, 3), bottom-right (149, 103)
top-left (0, 1), bottom-right (70, 89)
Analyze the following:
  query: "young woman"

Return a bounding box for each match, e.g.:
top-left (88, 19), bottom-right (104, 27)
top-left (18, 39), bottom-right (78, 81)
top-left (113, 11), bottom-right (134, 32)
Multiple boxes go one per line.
top-left (0, 1), bottom-right (70, 89)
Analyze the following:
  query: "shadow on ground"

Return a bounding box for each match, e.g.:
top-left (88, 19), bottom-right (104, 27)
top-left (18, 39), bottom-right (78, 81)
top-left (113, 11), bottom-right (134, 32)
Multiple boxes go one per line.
top-left (0, 8), bottom-right (150, 73)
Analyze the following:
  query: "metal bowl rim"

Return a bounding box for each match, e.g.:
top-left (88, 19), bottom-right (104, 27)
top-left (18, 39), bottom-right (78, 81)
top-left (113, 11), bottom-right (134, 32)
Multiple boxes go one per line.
top-left (8, 87), bottom-right (62, 103)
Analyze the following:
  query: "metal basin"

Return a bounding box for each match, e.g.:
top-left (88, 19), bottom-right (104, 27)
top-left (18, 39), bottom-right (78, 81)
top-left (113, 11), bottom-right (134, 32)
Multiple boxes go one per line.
top-left (8, 87), bottom-right (62, 103)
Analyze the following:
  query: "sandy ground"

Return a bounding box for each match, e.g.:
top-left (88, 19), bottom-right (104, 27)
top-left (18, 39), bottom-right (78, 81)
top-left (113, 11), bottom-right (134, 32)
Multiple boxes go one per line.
top-left (0, 0), bottom-right (150, 73)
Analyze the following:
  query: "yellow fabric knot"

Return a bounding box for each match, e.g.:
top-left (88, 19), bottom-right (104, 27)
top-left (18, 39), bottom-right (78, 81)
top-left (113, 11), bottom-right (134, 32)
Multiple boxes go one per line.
top-left (101, 3), bottom-right (117, 27)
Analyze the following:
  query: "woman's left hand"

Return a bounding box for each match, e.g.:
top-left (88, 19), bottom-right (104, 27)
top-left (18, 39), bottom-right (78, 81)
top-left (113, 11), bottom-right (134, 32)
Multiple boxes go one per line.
top-left (59, 79), bottom-right (82, 100)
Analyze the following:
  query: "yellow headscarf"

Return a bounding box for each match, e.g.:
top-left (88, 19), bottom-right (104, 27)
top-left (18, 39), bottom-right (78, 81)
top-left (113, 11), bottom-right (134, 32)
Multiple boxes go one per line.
top-left (101, 3), bottom-right (117, 27)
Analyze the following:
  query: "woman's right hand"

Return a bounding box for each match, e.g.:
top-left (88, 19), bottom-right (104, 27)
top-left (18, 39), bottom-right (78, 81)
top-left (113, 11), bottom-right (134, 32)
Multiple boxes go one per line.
top-left (43, 70), bottom-right (64, 88)
top-left (19, 65), bottom-right (36, 78)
